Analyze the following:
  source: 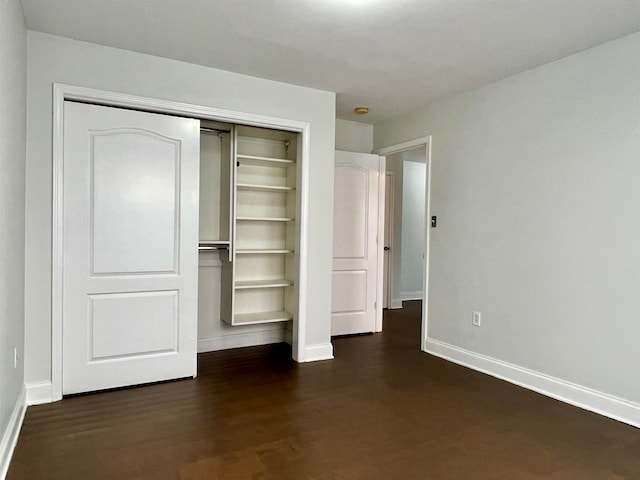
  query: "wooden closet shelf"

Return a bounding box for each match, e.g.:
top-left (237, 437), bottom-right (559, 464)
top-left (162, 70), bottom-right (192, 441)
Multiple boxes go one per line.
top-left (236, 183), bottom-right (295, 192)
top-left (199, 240), bottom-right (230, 246)
top-left (233, 310), bottom-right (293, 325)
top-left (234, 279), bottom-right (293, 290)
top-left (236, 154), bottom-right (295, 167)
top-left (235, 249), bottom-right (294, 254)
top-left (236, 216), bottom-right (294, 222)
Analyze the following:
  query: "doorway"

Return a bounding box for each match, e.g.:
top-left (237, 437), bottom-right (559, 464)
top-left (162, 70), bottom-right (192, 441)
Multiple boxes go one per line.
top-left (377, 138), bottom-right (431, 350)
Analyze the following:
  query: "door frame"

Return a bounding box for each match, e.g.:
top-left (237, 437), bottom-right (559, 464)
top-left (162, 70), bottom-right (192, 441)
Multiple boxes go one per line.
top-left (383, 171), bottom-right (395, 309)
top-left (376, 155), bottom-right (385, 332)
top-left (51, 83), bottom-right (312, 401)
top-left (375, 137), bottom-right (432, 351)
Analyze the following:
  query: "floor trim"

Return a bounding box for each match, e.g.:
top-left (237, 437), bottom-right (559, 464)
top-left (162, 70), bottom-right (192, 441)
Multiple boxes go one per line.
top-left (26, 382), bottom-right (53, 406)
top-left (0, 386), bottom-right (26, 480)
top-left (303, 342), bottom-right (334, 362)
top-left (425, 338), bottom-right (640, 429)
top-left (198, 330), bottom-right (286, 353)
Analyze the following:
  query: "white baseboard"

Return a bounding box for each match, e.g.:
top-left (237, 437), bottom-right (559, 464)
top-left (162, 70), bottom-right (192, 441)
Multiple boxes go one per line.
top-left (0, 386), bottom-right (26, 480)
top-left (26, 381), bottom-right (54, 406)
top-left (425, 338), bottom-right (640, 429)
top-left (198, 330), bottom-right (286, 353)
top-left (401, 291), bottom-right (423, 301)
top-left (302, 342), bottom-right (334, 362)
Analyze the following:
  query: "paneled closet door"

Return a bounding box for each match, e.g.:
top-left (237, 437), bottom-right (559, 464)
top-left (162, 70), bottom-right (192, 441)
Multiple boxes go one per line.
top-left (62, 101), bottom-right (200, 395)
top-left (331, 151), bottom-right (381, 336)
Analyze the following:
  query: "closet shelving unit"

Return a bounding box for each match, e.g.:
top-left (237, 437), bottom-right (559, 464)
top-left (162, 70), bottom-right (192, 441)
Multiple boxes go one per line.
top-left (220, 125), bottom-right (299, 326)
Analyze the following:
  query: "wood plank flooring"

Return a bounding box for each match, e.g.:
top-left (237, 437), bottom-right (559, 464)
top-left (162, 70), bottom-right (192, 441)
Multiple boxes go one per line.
top-left (8, 301), bottom-right (640, 479)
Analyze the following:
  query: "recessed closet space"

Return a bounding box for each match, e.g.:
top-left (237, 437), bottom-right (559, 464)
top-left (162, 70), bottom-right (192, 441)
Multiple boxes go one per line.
top-left (198, 122), bottom-right (299, 351)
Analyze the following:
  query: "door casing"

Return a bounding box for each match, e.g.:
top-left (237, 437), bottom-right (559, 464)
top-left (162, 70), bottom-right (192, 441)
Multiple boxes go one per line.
top-left (383, 171), bottom-right (395, 309)
top-left (51, 83), bottom-right (312, 401)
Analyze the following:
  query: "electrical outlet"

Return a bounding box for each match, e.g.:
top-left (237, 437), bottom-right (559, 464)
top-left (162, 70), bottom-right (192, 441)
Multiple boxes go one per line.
top-left (472, 311), bottom-right (481, 327)
top-left (13, 347), bottom-right (18, 368)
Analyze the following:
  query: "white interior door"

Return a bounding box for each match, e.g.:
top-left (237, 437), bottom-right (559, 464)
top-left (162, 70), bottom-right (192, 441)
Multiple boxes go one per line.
top-left (62, 101), bottom-right (200, 395)
top-left (331, 151), bottom-right (382, 336)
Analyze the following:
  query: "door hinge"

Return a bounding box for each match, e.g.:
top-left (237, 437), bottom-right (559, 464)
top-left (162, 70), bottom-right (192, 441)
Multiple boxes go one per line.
top-left (374, 301), bottom-right (377, 310)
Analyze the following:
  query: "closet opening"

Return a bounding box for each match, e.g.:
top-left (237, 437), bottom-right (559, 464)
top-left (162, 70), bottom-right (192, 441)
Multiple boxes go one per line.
top-left (51, 84), bottom-right (312, 400)
top-left (198, 121), bottom-right (301, 355)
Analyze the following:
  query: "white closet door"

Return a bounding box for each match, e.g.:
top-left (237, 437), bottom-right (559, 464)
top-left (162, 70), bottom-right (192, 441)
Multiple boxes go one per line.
top-left (62, 101), bottom-right (200, 395)
top-left (331, 151), bottom-right (381, 336)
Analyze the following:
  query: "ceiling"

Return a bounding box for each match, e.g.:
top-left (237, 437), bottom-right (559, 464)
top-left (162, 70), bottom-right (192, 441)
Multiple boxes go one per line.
top-left (20, 0), bottom-right (640, 123)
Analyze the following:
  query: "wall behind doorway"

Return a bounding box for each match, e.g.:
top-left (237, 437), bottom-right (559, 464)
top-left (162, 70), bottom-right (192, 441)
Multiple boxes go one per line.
top-left (400, 160), bottom-right (426, 300)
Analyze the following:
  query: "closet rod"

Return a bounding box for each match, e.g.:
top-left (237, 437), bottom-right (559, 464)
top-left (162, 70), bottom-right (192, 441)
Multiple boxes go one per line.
top-left (200, 127), bottom-right (230, 134)
top-left (198, 245), bottom-right (229, 251)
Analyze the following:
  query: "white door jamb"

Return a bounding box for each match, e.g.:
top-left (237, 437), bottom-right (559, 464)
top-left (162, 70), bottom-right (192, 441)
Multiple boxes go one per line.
top-left (375, 155), bottom-right (386, 332)
top-left (383, 171), bottom-right (395, 310)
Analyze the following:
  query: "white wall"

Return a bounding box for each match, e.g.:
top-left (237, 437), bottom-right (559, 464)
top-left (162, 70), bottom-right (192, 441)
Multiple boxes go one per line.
top-left (335, 119), bottom-right (373, 153)
top-left (197, 253), bottom-right (285, 351)
top-left (400, 160), bottom-right (426, 300)
top-left (375, 31), bottom-right (640, 414)
top-left (24, 31), bottom-right (336, 389)
top-left (0, 0), bottom-right (26, 473)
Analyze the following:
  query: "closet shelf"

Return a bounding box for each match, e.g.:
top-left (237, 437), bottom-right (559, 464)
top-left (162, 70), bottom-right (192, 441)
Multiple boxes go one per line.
top-left (236, 216), bottom-right (294, 222)
top-left (235, 248), bottom-right (293, 254)
top-left (233, 310), bottom-right (293, 325)
top-left (237, 135), bottom-right (291, 146)
top-left (234, 279), bottom-right (293, 290)
top-left (236, 183), bottom-right (295, 192)
top-left (198, 240), bottom-right (230, 251)
top-left (236, 154), bottom-right (294, 167)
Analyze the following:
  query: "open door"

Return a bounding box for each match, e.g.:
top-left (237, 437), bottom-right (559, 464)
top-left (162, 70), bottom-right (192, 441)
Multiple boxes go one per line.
top-left (62, 101), bottom-right (200, 395)
top-left (331, 151), bottom-right (383, 336)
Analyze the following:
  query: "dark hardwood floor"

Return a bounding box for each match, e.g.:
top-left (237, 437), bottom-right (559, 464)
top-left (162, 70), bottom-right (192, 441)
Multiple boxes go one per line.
top-left (8, 301), bottom-right (640, 479)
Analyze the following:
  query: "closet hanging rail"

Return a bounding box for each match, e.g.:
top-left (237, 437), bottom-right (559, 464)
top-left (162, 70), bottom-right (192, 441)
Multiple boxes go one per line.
top-left (200, 127), bottom-right (230, 134)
